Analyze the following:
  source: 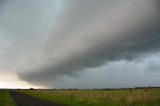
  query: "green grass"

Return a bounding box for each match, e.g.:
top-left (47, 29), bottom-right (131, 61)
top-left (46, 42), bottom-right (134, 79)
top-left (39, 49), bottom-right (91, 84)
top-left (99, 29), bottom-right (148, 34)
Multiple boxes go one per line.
top-left (0, 90), bottom-right (16, 106)
top-left (17, 88), bottom-right (160, 106)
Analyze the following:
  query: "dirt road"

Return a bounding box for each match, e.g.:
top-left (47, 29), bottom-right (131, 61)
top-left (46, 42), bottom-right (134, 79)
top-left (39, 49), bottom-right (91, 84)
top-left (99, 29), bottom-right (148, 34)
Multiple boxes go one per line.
top-left (10, 91), bottom-right (66, 106)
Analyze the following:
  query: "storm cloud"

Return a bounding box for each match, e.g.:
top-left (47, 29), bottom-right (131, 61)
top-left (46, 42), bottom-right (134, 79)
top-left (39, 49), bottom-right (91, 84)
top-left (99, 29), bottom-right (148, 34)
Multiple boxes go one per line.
top-left (0, 0), bottom-right (160, 87)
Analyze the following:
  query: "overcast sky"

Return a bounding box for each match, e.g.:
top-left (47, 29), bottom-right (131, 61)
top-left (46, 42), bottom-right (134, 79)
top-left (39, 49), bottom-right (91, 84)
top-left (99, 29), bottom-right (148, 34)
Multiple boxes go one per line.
top-left (0, 0), bottom-right (160, 88)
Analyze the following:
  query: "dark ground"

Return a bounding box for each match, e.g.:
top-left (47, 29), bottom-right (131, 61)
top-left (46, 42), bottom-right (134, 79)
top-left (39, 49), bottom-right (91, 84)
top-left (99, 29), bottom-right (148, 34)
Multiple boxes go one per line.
top-left (10, 91), bottom-right (66, 106)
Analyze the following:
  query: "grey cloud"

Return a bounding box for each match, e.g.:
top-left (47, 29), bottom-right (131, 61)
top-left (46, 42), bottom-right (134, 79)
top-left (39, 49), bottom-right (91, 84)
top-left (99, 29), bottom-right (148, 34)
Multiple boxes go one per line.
top-left (0, 0), bottom-right (160, 87)
top-left (16, 0), bottom-right (160, 87)
top-left (50, 60), bottom-right (160, 89)
top-left (145, 55), bottom-right (160, 72)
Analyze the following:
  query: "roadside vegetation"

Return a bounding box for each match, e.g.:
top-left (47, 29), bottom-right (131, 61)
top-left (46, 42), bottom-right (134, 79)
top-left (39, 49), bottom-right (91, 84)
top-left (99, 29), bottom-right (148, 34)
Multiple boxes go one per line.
top-left (17, 88), bottom-right (160, 106)
top-left (0, 90), bottom-right (16, 106)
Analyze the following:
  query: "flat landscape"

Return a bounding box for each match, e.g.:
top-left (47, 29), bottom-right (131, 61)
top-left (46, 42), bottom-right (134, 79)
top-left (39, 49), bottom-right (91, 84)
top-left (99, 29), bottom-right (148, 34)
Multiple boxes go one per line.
top-left (16, 88), bottom-right (160, 106)
top-left (1, 88), bottom-right (160, 106)
top-left (0, 1), bottom-right (160, 106)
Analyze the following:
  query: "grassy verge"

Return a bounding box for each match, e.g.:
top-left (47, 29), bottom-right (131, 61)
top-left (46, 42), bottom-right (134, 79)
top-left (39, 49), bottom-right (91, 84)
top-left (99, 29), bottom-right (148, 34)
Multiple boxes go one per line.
top-left (17, 89), bottom-right (160, 106)
top-left (0, 90), bottom-right (16, 106)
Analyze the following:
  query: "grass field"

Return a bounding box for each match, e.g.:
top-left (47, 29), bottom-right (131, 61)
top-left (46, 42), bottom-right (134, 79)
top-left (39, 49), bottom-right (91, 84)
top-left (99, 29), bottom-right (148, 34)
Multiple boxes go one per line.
top-left (0, 90), bottom-right (16, 106)
top-left (17, 88), bottom-right (160, 106)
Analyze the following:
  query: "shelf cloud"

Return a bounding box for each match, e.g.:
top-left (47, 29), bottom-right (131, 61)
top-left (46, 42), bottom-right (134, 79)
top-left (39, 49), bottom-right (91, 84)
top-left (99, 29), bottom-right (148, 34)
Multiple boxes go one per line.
top-left (0, 0), bottom-right (160, 87)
